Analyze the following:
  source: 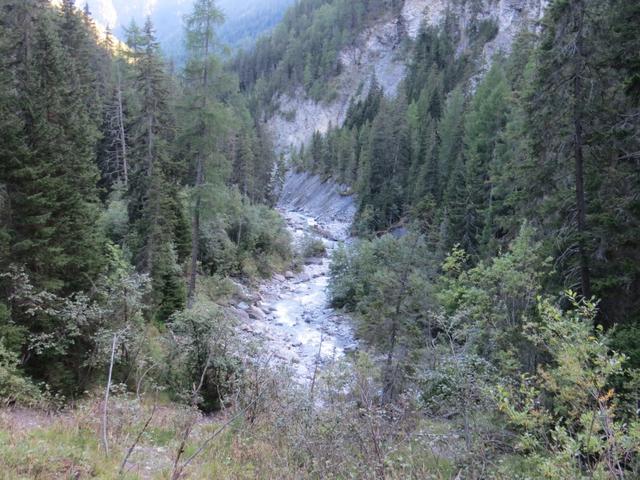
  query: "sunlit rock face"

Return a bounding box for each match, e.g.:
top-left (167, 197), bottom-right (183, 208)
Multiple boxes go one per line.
top-left (267, 0), bottom-right (547, 154)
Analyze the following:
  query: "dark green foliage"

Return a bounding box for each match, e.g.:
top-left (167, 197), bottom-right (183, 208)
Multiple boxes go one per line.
top-left (285, 0), bottom-right (639, 346)
top-left (166, 301), bottom-right (240, 412)
top-left (344, 77), bottom-right (384, 130)
top-left (126, 19), bottom-right (186, 321)
top-left (355, 95), bottom-right (412, 233)
top-left (0, 0), bottom-right (637, 453)
top-left (609, 0), bottom-right (640, 103)
top-left (460, 62), bottom-right (509, 256)
top-left (199, 189), bottom-right (291, 279)
top-left (0, 0), bottom-right (291, 399)
top-left (300, 235), bottom-right (327, 259)
top-left (529, 0), bottom-right (640, 325)
top-left (0, 340), bottom-right (43, 407)
top-left (1, 2), bottom-right (106, 294)
top-left (436, 86), bottom-right (465, 202)
top-left (291, 17), bottom-right (471, 235)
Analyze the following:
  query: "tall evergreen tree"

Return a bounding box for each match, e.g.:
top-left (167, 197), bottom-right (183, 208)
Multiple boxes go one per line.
top-left (2, 4), bottom-right (105, 293)
top-left (179, 0), bottom-right (225, 306)
top-left (461, 62), bottom-right (509, 256)
top-left (436, 87), bottom-right (465, 199)
top-left (129, 18), bottom-right (185, 320)
top-left (358, 96), bottom-right (410, 231)
top-left (531, 0), bottom-right (595, 298)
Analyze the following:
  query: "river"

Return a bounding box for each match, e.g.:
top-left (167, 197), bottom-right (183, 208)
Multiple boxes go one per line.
top-left (237, 194), bottom-right (357, 382)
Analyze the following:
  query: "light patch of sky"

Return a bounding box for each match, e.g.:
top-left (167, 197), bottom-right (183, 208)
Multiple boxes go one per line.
top-left (71, 0), bottom-right (118, 28)
top-left (73, 0), bottom-right (276, 30)
top-left (143, 0), bottom-right (158, 16)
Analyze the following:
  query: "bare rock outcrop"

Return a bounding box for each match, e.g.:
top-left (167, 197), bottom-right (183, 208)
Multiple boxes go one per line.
top-left (267, 0), bottom-right (547, 154)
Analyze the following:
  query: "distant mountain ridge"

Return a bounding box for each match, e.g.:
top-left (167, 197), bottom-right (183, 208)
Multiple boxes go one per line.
top-left (74, 0), bottom-right (294, 54)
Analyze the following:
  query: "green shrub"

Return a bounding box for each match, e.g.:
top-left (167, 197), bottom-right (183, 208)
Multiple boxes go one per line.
top-left (98, 185), bottom-right (129, 244)
top-left (0, 340), bottom-right (42, 407)
top-left (166, 301), bottom-right (241, 412)
top-left (497, 293), bottom-right (640, 479)
top-left (300, 235), bottom-right (326, 258)
top-left (200, 189), bottom-right (291, 280)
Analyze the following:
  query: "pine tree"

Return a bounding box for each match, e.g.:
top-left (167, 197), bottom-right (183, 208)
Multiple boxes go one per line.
top-left (0, 1), bottom-right (108, 391)
top-left (309, 130), bottom-right (324, 174)
top-left (436, 87), bottom-right (465, 198)
top-left (180, 0), bottom-right (226, 306)
top-left (336, 128), bottom-right (357, 185)
top-left (2, 5), bottom-right (105, 293)
top-left (124, 19), bottom-right (144, 62)
top-left (129, 18), bottom-right (185, 320)
top-left (608, 0), bottom-right (640, 103)
top-left (233, 130), bottom-right (256, 198)
top-left (252, 122), bottom-right (277, 204)
top-left (461, 62), bottom-right (509, 256)
top-left (531, 0), bottom-right (598, 298)
top-left (359, 96), bottom-right (410, 231)
top-left (58, 0), bottom-right (105, 128)
top-left (490, 35), bottom-right (537, 251)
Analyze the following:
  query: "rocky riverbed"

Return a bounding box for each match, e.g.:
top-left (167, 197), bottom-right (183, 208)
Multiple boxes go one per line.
top-left (235, 209), bottom-right (357, 382)
top-left (234, 172), bottom-right (358, 382)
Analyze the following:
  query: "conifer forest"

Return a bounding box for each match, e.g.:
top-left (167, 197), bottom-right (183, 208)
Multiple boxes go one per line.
top-left (0, 0), bottom-right (639, 478)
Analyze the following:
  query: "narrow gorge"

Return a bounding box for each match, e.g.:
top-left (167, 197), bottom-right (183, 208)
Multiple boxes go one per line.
top-left (1, 0), bottom-right (638, 477)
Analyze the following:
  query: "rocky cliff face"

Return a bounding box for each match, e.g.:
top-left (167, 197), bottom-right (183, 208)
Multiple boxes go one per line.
top-left (278, 171), bottom-right (356, 230)
top-left (267, 0), bottom-right (547, 154)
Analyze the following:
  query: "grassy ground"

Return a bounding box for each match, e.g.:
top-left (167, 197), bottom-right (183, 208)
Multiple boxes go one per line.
top-left (0, 389), bottom-right (459, 479)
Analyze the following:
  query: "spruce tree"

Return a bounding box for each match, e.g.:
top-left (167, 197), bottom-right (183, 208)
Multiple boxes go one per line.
top-left (436, 87), bottom-right (465, 198)
top-left (3, 6), bottom-right (105, 293)
top-left (531, 0), bottom-right (602, 299)
top-left (129, 18), bottom-right (185, 320)
top-left (461, 62), bottom-right (509, 256)
top-left (0, 1), bottom-right (107, 390)
top-left (359, 96), bottom-right (410, 231)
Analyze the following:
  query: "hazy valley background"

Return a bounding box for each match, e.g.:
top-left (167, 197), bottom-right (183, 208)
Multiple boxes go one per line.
top-left (72, 0), bottom-right (295, 54)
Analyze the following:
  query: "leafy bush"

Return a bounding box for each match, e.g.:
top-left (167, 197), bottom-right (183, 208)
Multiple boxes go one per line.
top-left (435, 223), bottom-right (549, 371)
top-left (0, 341), bottom-right (42, 407)
top-left (200, 188), bottom-right (291, 280)
top-left (300, 235), bottom-right (326, 258)
top-left (497, 294), bottom-right (640, 479)
top-left (166, 301), bottom-right (241, 412)
top-left (98, 184), bottom-right (129, 245)
top-left (0, 302), bottom-right (27, 354)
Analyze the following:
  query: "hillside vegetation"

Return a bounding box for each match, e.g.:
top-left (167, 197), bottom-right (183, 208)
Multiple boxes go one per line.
top-left (0, 0), bottom-right (290, 402)
top-left (0, 0), bottom-right (639, 478)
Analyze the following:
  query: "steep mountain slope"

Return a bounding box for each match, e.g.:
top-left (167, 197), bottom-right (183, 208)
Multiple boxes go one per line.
top-left (265, 0), bottom-right (547, 153)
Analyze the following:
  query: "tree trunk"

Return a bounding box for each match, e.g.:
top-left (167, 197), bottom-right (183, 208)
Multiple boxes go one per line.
top-left (572, 0), bottom-right (592, 299)
top-left (186, 15), bottom-right (212, 307)
top-left (187, 158), bottom-right (203, 308)
top-left (115, 65), bottom-right (128, 186)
